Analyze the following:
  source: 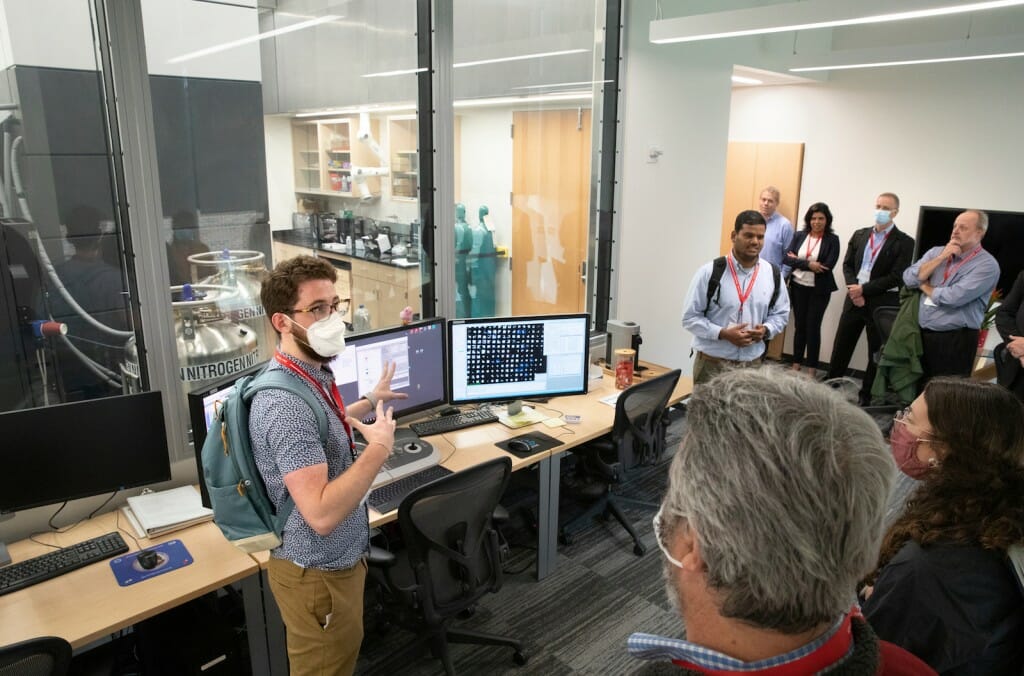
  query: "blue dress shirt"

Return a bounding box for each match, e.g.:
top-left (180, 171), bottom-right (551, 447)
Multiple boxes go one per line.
top-left (903, 245), bottom-right (999, 330)
top-left (760, 211), bottom-right (794, 268)
top-left (682, 255), bottom-right (791, 361)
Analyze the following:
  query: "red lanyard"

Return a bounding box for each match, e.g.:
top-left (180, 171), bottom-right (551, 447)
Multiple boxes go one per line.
top-left (727, 255), bottom-right (760, 316)
top-left (943, 246), bottom-right (983, 283)
top-left (804, 234), bottom-right (821, 259)
top-left (274, 351), bottom-right (354, 445)
top-left (866, 229), bottom-right (891, 264)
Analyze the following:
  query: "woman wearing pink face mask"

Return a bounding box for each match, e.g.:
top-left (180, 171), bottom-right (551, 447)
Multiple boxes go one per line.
top-left (862, 378), bottom-right (1024, 674)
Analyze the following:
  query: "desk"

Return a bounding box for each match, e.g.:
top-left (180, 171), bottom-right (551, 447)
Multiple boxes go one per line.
top-left (0, 512), bottom-right (268, 671)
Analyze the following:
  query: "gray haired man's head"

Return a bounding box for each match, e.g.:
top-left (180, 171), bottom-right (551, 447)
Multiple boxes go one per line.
top-left (659, 367), bottom-right (894, 633)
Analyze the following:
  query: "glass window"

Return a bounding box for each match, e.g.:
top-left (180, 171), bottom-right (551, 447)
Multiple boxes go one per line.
top-left (0, 1), bottom-right (141, 411)
top-left (450, 0), bottom-right (609, 321)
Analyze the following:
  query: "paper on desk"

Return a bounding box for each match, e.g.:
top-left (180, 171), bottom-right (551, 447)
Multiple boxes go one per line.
top-left (542, 417), bottom-right (566, 428)
top-left (599, 392), bottom-right (621, 407)
top-left (496, 405), bottom-right (548, 429)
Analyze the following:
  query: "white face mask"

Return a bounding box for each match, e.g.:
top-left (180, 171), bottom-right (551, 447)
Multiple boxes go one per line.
top-left (874, 209), bottom-right (892, 226)
top-left (286, 312), bottom-right (347, 357)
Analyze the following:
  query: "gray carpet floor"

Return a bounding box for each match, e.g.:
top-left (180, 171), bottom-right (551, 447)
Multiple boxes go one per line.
top-left (356, 407), bottom-right (689, 675)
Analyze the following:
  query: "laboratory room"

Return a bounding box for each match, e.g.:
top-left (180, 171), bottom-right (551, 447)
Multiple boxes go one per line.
top-left (1, 0), bottom-right (1022, 674)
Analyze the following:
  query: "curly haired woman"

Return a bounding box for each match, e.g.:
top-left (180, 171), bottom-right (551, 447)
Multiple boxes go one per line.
top-left (863, 377), bottom-right (1024, 674)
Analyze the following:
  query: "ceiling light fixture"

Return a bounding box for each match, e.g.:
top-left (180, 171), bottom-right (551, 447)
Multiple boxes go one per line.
top-left (650, 0), bottom-right (1024, 44)
top-left (791, 50), bottom-right (1024, 72)
top-left (168, 14), bottom-right (340, 64)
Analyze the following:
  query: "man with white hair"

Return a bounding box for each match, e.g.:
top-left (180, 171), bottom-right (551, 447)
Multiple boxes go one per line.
top-left (628, 368), bottom-right (933, 675)
top-left (903, 209), bottom-right (1000, 382)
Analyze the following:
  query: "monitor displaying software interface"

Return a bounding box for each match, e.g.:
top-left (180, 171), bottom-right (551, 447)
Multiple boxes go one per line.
top-left (448, 313), bottom-right (590, 405)
top-left (329, 317), bottom-right (447, 421)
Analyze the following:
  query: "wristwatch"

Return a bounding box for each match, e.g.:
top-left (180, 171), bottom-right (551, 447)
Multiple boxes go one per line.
top-left (363, 392), bottom-right (379, 408)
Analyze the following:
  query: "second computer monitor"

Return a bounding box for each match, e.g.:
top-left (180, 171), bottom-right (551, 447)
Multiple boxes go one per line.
top-left (329, 317), bottom-right (447, 420)
top-left (448, 313), bottom-right (590, 406)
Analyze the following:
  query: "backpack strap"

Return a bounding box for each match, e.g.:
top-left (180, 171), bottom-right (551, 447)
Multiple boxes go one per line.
top-left (243, 369), bottom-right (332, 531)
top-left (704, 256), bottom-right (727, 316)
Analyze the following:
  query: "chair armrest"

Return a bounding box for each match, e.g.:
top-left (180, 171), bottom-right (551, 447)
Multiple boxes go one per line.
top-left (493, 504), bottom-right (510, 525)
top-left (367, 545), bottom-right (396, 568)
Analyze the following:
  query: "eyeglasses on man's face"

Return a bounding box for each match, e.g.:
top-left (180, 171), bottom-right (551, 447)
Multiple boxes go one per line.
top-left (289, 298), bottom-right (350, 322)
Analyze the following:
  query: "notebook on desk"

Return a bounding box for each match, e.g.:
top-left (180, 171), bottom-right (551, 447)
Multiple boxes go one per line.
top-left (123, 486), bottom-right (213, 538)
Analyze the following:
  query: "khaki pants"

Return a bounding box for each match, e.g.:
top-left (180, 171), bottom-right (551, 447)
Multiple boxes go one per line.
top-left (268, 557), bottom-right (367, 676)
top-left (692, 351), bottom-right (762, 386)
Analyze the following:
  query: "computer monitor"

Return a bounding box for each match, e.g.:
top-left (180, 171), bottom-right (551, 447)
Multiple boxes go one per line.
top-left (448, 313), bottom-right (590, 406)
top-left (0, 391), bottom-right (172, 515)
top-left (329, 317), bottom-right (447, 421)
top-left (187, 361), bottom-right (266, 508)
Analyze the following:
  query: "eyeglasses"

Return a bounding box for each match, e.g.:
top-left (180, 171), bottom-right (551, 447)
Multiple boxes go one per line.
top-left (893, 407), bottom-right (936, 441)
top-left (652, 506), bottom-right (685, 570)
top-left (288, 298), bottom-right (350, 322)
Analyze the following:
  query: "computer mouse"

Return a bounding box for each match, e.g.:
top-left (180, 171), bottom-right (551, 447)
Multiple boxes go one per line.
top-left (136, 550), bottom-right (160, 570)
top-left (507, 439), bottom-right (533, 454)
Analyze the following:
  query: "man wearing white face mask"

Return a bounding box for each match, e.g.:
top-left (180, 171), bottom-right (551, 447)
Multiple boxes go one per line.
top-left (826, 193), bottom-right (914, 405)
top-left (250, 255), bottom-right (408, 675)
top-left (628, 368), bottom-right (932, 675)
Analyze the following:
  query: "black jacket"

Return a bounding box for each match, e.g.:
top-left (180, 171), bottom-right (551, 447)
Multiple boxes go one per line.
top-left (994, 270), bottom-right (1024, 390)
top-left (786, 230), bottom-right (841, 294)
top-left (841, 226), bottom-right (915, 302)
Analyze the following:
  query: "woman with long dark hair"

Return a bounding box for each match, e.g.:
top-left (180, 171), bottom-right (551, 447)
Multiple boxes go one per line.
top-left (784, 202), bottom-right (840, 378)
top-left (863, 377), bottom-right (1024, 674)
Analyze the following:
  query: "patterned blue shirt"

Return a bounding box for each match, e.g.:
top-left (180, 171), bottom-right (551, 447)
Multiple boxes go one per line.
top-left (628, 613), bottom-right (848, 671)
top-left (250, 355), bottom-right (369, 570)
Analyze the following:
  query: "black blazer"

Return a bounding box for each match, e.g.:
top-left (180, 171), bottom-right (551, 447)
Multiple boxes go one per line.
top-left (786, 230), bottom-right (840, 294)
top-left (994, 271), bottom-right (1024, 388)
top-left (841, 226), bottom-right (915, 301)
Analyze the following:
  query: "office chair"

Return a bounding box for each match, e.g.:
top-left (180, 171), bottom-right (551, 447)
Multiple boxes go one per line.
top-left (560, 369), bottom-right (682, 556)
top-left (0, 636), bottom-right (72, 676)
top-left (367, 457), bottom-right (527, 676)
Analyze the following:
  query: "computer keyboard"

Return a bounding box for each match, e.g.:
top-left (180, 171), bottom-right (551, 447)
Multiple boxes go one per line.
top-left (368, 464), bottom-right (453, 514)
top-left (0, 531), bottom-right (129, 597)
top-left (409, 408), bottom-right (498, 437)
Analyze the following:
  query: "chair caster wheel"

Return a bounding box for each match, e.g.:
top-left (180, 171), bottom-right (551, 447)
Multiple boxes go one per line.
top-left (633, 543), bottom-right (646, 557)
top-left (513, 650), bottom-right (528, 666)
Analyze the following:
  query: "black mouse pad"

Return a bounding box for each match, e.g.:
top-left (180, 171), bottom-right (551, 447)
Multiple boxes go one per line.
top-left (496, 431), bottom-right (564, 458)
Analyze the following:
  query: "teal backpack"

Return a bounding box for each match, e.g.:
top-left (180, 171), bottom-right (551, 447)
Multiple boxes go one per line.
top-left (201, 369), bottom-right (328, 553)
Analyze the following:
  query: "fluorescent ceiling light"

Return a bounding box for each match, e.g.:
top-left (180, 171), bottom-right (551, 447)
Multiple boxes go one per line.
top-left (453, 48), bottom-right (588, 69)
top-left (791, 50), bottom-right (1024, 72)
top-left (731, 75), bottom-right (763, 85)
top-left (362, 67), bottom-right (428, 78)
top-left (169, 14), bottom-right (339, 64)
top-left (650, 0), bottom-right (1024, 44)
top-left (453, 92), bottom-right (592, 108)
top-left (512, 79), bottom-right (613, 90)
top-left (295, 103), bottom-right (417, 118)
top-left (361, 48), bottom-right (589, 78)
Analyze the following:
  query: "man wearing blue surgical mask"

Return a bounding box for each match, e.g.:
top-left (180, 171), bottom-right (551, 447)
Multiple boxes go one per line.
top-left (250, 255), bottom-right (408, 675)
top-left (826, 192), bottom-right (914, 405)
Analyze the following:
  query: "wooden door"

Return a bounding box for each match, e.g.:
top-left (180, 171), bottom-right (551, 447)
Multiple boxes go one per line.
top-left (511, 109), bottom-right (591, 315)
top-left (720, 142), bottom-right (804, 254)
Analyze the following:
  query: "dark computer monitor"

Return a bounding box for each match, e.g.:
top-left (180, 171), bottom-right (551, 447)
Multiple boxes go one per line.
top-left (187, 361), bottom-right (267, 508)
top-left (448, 313), bottom-right (590, 406)
top-left (0, 391), bottom-right (172, 515)
top-left (329, 317), bottom-right (447, 421)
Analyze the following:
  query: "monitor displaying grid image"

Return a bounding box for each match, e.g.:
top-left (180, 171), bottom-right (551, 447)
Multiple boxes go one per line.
top-left (448, 314), bottom-right (590, 405)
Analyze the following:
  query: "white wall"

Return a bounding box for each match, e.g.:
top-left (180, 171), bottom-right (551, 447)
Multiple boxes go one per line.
top-left (264, 115), bottom-right (296, 230)
top-left (729, 60), bottom-right (1024, 370)
top-left (0, 0), bottom-right (95, 69)
top-left (458, 109), bottom-right (514, 316)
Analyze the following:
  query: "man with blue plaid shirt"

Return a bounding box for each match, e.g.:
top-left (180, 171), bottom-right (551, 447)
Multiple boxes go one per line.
top-left (628, 368), bottom-right (933, 675)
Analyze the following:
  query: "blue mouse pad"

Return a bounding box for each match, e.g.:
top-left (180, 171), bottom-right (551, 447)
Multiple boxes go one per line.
top-left (110, 539), bottom-right (193, 587)
top-left (496, 431), bottom-right (563, 458)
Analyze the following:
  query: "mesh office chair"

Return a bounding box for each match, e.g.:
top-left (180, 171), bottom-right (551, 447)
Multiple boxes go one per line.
top-left (0, 636), bottom-right (72, 676)
top-left (560, 369), bottom-right (682, 556)
top-left (367, 457), bottom-right (527, 676)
